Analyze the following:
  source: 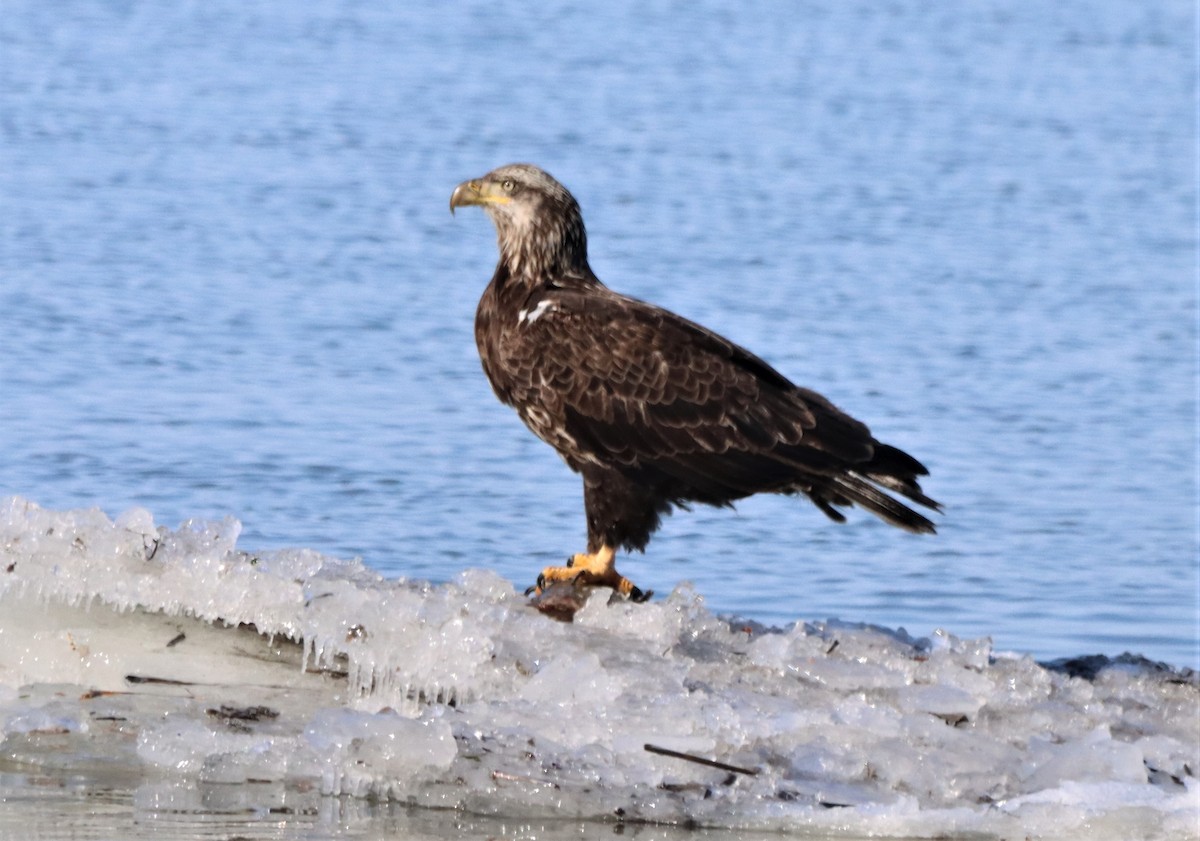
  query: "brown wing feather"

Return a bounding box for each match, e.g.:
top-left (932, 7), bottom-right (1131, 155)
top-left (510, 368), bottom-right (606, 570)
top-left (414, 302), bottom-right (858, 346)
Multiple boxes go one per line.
top-left (506, 289), bottom-right (880, 497)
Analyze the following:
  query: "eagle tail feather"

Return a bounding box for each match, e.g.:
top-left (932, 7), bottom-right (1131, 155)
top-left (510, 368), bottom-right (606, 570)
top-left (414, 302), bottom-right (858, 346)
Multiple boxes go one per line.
top-left (826, 473), bottom-right (938, 535)
top-left (863, 443), bottom-right (942, 512)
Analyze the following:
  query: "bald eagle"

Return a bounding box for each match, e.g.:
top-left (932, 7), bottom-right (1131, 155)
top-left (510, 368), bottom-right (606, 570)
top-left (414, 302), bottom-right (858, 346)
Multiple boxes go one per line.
top-left (450, 164), bottom-right (939, 601)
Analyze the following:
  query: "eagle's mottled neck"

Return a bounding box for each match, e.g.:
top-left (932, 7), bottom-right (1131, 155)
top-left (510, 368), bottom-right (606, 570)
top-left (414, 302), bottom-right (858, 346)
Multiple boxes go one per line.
top-left (496, 197), bottom-right (592, 283)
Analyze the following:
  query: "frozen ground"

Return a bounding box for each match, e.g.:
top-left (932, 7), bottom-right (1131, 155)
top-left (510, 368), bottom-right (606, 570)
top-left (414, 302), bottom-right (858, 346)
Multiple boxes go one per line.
top-left (0, 497), bottom-right (1196, 839)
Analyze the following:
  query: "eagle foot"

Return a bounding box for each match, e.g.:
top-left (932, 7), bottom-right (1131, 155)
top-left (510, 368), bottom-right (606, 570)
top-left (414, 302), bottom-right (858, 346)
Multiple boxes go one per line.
top-left (525, 545), bottom-right (651, 603)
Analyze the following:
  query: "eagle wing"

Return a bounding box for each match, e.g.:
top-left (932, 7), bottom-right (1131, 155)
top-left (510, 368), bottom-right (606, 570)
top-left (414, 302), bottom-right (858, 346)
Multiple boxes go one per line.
top-left (503, 287), bottom-right (885, 504)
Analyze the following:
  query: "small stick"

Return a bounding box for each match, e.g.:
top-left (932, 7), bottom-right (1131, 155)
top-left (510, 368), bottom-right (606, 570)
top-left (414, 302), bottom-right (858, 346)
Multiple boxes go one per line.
top-left (644, 744), bottom-right (758, 776)
top-left (126, 674), bottom-right (193, 686)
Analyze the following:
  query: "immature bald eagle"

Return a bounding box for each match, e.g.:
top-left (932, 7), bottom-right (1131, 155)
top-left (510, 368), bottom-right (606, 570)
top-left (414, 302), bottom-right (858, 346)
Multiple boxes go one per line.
top-left (450, 164), bottom-right (938, 601)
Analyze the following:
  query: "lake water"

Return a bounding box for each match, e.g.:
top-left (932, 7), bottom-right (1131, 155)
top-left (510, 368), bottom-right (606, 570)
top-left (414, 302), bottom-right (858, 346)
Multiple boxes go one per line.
top-left (2, 0), bottom-right (1196, 675)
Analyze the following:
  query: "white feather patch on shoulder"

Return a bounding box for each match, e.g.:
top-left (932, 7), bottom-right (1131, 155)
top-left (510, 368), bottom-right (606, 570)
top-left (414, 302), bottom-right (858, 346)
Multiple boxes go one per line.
top-left (517, 299), bottom-right (557, 326)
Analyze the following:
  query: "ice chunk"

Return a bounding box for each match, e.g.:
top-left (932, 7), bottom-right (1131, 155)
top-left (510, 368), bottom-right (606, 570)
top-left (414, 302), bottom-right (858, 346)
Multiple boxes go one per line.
top-left (521, 652), bottom-right (620, 707)
top-left (304, 708), bottom-right (457, 797)
top-left (4, 700), bottom-right (89, 736)
top-left (893, 684), bottom-right (984, 720)
top-left (139, 713), bottom-right (276, 778)
top-left (1023, 728), bottom-right (1148, 790)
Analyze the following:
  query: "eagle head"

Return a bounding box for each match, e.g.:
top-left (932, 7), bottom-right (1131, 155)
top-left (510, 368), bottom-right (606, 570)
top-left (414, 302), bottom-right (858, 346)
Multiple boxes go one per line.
top-left (450, 164), bottom-right (589, 278)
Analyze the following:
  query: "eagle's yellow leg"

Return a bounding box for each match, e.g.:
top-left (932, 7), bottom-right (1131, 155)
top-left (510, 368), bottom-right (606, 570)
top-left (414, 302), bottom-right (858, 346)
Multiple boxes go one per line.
top-left (529, 545), bottom-right (650, 602)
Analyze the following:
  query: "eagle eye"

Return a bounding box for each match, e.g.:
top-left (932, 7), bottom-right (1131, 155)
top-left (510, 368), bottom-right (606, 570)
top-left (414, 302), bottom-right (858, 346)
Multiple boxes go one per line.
top-left (501, 179), bottom-right (516, 193)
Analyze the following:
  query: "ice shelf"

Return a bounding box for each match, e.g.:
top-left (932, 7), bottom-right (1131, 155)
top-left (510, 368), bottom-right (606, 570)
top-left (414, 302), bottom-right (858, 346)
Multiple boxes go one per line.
top-left (1, 497), bottom-right (1196, 839)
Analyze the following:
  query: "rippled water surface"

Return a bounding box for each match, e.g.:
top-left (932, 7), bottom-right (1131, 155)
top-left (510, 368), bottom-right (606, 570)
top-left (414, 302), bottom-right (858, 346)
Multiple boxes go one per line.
top-left (2, 1), bottom-right (1196, 667)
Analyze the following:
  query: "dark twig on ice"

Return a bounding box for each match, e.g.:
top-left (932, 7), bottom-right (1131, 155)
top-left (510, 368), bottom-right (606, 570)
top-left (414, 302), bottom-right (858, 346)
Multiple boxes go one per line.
top-left (206, 704), bottom-right (278, 722)
top-left (644, 743), bottom-right (759, 776)
top-left (126, 674), bottom-right (193, 686)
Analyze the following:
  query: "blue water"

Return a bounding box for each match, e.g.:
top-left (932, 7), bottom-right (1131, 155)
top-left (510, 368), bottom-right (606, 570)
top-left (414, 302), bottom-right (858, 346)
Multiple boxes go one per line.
top-left (2, 1), bottom-right (1196, 667)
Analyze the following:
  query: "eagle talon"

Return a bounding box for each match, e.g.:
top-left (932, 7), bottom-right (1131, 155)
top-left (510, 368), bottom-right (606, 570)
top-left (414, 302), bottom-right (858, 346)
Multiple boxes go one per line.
top-left (524, 573), bottom-right (548, 597)
top-left (628, 586), bottom-right (652, 604)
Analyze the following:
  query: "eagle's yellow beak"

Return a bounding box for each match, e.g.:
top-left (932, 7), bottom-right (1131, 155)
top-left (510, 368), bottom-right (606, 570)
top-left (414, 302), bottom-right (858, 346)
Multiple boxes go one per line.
top-left (449, 178), bottom-right (511, 215)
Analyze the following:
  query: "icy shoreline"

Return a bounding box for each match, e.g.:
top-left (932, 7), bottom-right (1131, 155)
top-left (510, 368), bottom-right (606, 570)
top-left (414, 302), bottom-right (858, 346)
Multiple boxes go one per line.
top-left (1, 497), bottom-right (1196, 839)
